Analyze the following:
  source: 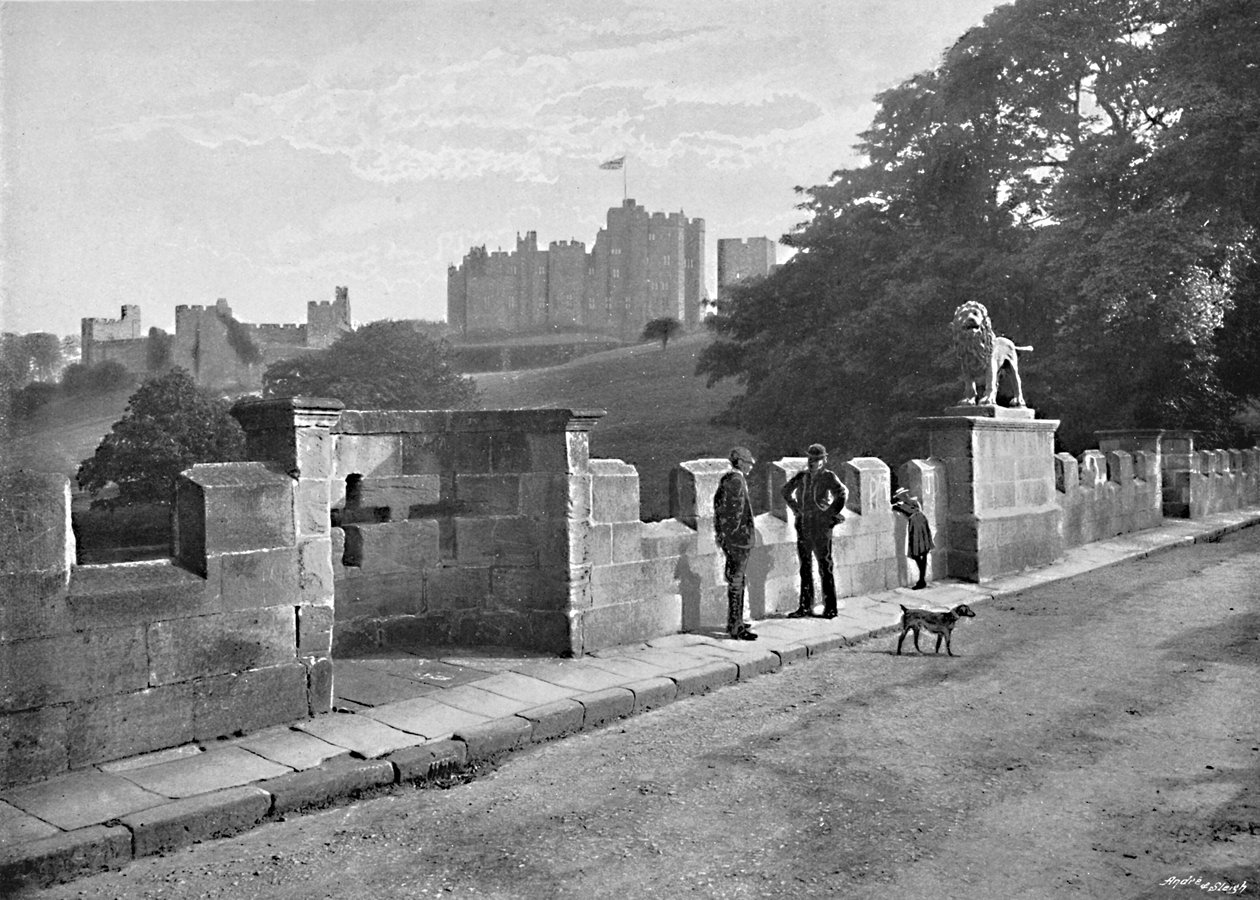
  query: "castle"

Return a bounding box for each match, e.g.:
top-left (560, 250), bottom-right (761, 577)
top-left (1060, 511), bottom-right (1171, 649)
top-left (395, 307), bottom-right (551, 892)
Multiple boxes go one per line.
top-left (80, 287), bottom-right (352, 391)
top-left (716, 236), bottom-right (777, 299)
top-left (447, 200), bottom-right (705, 341)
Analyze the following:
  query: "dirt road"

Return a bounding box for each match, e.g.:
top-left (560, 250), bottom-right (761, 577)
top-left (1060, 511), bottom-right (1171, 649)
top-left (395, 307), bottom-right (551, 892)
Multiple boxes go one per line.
top-left (28, 529), bottom-right (1260, 899)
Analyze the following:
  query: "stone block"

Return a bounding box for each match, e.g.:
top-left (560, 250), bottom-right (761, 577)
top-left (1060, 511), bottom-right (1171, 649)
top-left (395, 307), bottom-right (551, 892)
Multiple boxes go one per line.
top-left (65, 560), bottom-right (212, 633)
top-left (67, 683), bottom-right (195, 768)
top-left (423, 566), bottom-right (491, 612)
top-left (670, 459), bottom-right (729, 527)
top-left (355, 520), bottom-right (440, 574)
top-left (670, 660), bottom-right (738, 697)
top-left (456, 474), bottom-right (523, 515)
top-left (0, 470), bottom-right (72, 574)
top-left (0, 571), bottom-right (69, 643)
top-left (388, 739), bottom-right (468, 782)
top-left (1054, 453), bottom-right (1078, 496)
top-left (516, 698), bottom-right (586, 742)
top-left (590, 459), bottom-right (642, 523)
top-left (148, 607), bottom-right (296, 685)
top-left (121, 786), bottom-right (271, 858)
top-left (193, 663), bottom-right (310, 740)
top-left (564, 431), bottom-right (591, 475)
top-left (258, 755), bottom-right (394, 815)
top-left (588, 523), bottom-right (614, 567)
top-left (727, 648), bottom-right (781, 680)
top-left (304, 655), bottom-right (334, 715)
top-left (454, 716), bottom-right (533, 760)
top-left (333, 434), bottom-right (403, 484)
top-left (454, 516), bottom-right (538, 566)
top-left (576, 687), bottom-right (634, 728)
top-left (0, 824), bottom-right (132, 891)
top-left (298, 606), bottom-right (334, 656)
top-left (625, 676), bottom-right (677, 713)
top-left (579, 593), bottom-right (682, 653)
top-left (175, 463), bottom-right (296, 571)
top-left (842, 457), bottom-right (889, 516)
top-left (799, 633), bottom-right (846, 656)
top-left (773, 643), bottom-right (810, 665)
top-left (1, 626), bottom-right (148, 711)
top-left (0, 706), bottom-right (68, 788)
top-left (298, 537), bottom-right (335, 608)
top-left (218, 547), bottom-right (299, 611)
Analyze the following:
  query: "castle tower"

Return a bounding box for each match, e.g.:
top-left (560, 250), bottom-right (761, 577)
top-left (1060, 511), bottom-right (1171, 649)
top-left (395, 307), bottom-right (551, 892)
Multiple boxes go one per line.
top-left (307, 286), bottom-right (352, 348)
top-left (80, 305), bottom-right (142, 365)
top-left (717, 237), bottom-right (776, 300)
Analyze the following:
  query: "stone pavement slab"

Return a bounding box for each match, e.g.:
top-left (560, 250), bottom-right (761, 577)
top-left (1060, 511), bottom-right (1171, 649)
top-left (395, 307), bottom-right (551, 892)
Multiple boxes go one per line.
top-left (364, 700), bottom-right (489, 741)
top-left (0, 800), bottom-right (59, 846)
top-left (295, 711), bottom-right (424, 758)
top-left (429, 683), bottom-right (533, 717)
top-left (514, 660), bottom-right (632, 692)
top-left (232, 725), bottom-right (351, 771)
top-left (358, 656), bottom-right (494, 687)
top-left (471, 671), bottom-right (580, 706)
top-left (581, 654), bottom-right (674, 680)
top-left (114, 746), bottom-right (291, 799)
top-left (1, 771), bottom-right (166, 832)
top-left (97, 743), bottom-right (204, 774)
top-left (333, 661), bottom-right (441, 706)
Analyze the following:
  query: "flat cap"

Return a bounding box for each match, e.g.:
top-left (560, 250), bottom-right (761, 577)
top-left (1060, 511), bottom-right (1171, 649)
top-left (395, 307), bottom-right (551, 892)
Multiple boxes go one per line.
top-left (806, 443), bottom-right (828, 459)
top-left (729, 446), bottom-right (755, 465)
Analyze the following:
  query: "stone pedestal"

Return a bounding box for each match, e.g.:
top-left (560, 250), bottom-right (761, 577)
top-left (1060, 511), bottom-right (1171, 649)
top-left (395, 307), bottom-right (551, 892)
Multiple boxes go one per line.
top-left (922, 409), bottom-right (1063, 582)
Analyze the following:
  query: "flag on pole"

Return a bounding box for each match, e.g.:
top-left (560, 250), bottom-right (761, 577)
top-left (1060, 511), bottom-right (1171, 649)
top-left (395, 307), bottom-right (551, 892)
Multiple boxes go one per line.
top-left (599, 155), bottom-right (625, 170)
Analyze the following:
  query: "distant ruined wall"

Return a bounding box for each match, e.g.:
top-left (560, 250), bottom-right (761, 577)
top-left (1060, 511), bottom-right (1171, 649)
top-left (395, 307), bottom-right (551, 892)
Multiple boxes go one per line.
top-left (81, 305), bottom-right (142, 365)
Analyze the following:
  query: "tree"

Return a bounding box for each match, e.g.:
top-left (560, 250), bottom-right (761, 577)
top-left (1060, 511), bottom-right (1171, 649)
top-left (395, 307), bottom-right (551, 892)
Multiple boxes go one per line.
top-left (698, 0), bottom-right (1255, 462)
top-left (642, 317), bottom-right (683, 349)
top-left (77, 368), bottom-right (246, 506)
top-left (263, 320), bottom-right (479, 410)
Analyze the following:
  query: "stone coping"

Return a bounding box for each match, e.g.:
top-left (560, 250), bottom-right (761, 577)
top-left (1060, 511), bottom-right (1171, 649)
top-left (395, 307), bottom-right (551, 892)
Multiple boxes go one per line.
top-left (2, 505), bottom-right (1258, 891)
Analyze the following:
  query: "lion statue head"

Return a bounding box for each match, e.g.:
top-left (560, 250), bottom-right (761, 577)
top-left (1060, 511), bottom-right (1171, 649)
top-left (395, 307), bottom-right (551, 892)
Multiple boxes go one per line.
top-left (951, 301), bottom-right (993, 379)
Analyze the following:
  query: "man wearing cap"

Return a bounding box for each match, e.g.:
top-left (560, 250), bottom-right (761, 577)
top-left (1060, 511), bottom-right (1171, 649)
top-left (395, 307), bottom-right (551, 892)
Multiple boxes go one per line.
top-left (713, 446), bottom-right (758, 641)
top-left (892, 488), bottom-right (934, 590)
top-left (781, 443), bottom-right (848, 618)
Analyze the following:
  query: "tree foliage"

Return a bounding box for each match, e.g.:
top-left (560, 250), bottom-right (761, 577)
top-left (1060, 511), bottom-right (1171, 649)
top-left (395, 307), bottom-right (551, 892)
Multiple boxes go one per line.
top-left (263, 320), bottom-right (480, 410)
top-left (77, 368), bottom-right (246, 506)
top-left (699, 0), bottom-right (1259, 461)
top-left (642, 317), bottom-right (683, 349)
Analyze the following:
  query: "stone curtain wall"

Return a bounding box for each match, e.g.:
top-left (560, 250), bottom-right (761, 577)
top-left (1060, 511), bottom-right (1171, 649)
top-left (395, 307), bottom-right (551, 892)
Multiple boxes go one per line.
top-left (0, 458), bottom-right (335, 790)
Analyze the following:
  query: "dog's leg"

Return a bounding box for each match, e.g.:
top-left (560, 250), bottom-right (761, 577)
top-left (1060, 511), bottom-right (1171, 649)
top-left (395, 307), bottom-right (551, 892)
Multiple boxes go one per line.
top-left (934, 633), bottom-right (943, 654)
top-left (945, 631), bottom-right (955, 657)
top-left (912, 627), bottom-right (923, 653)
top-left (896, 627), bottom-right (908, 655)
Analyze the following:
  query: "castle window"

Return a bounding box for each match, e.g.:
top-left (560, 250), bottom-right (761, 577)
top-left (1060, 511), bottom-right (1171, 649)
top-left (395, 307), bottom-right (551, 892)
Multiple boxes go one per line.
top-left (612, 268), bottom-right (620, 279)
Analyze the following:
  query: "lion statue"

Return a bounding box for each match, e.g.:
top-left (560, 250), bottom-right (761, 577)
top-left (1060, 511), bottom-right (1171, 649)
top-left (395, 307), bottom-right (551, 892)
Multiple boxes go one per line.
top-left (951, 301), bottom-right (1032, 407)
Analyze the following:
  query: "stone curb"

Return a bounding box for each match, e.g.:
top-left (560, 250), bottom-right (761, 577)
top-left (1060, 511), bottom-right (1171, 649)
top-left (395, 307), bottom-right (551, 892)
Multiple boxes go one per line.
top-left (257, 756), bottom-right (396, 816)
top-left (4, 511), bottom-right (1257, 890)
top-left (0, 824), bottom-right (131, 893)
top-left (120, 786), bottom-right (271, 858)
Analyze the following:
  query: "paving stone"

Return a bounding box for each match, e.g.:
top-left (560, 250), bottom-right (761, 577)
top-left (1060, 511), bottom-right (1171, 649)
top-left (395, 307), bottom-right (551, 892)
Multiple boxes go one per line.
top-left (581, 655), bottom-right (672, 680)
top-left (1, 771), bottom-right (166, 831)
top-left (0, 824), bottom-right (132, 891)
top-left (669, 660), bottom-right (739, 697)
top-left (234, 727), bottom-right (350, 771)
top-left (98, 743), bottom-right (204, 774)
top-left (643, 633), bottom-right (711, 649)
top-left (454, 716), bottom-right (533, 760)
top-left (121, 786), bottom-right (271, 858)
top-left (364, 700), bottom-right (488, 741)
top-left (624, 676), bottom-right (677, 713)
top-left (388, 739), bottom-right (468, 783)
top-left (116, 745), bottom-right (291, 799)
top-left (770, 642), bottom-right (810, 664)
top-left (576, 687), bottom-right (634, 729)
top-left (0, 799), bottom-right (59, 846)
top-left (516, 699), bottom-right (585, 742)
top-left (471, 672), bottom-right (578, 706)
top-left (429, 684), bottom-right (532, 718)
top-left (257, 756), bottom-right (395, 815)
top-left (799, 633), bottom-right (847, 656)
top-left (295, 712), bottom-right (423, 758)
top-left (621, 648), bottom-right (713, 672)
top-left (355, 656), bottom-right (490, 688)
top-left (332, 662), bottom-right (439, 706)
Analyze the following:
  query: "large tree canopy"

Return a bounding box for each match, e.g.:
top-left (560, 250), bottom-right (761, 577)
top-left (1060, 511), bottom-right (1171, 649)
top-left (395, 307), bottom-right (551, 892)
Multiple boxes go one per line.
top-left (263, 320), bottom-right (480, 410)
top-left (699, 0), bottom-right (1259, 462)
top-left (77, 368), bottom-right (246, 506)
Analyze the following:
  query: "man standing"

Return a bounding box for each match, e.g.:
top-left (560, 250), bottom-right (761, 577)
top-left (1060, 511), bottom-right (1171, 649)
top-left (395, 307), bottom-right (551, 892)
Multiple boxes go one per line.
top-left (714, 446), bottom-right (758, 641)
top-left (782, 443), bottom-right (848, 618)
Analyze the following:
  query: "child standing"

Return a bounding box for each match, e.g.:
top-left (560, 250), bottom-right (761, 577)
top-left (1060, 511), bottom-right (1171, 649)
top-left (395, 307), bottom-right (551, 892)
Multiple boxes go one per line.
top-left (892, 487), bottom-right (933, 590)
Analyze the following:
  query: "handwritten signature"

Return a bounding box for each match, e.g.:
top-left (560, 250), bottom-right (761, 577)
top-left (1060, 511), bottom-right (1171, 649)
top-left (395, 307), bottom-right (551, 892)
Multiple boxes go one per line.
top-left (1160, 876), bottom-right (1248, 894)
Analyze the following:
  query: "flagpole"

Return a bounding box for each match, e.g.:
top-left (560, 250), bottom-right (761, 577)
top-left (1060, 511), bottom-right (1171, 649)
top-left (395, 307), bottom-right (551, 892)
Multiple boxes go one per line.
top-left (623, 157), bottom-right (627, 202)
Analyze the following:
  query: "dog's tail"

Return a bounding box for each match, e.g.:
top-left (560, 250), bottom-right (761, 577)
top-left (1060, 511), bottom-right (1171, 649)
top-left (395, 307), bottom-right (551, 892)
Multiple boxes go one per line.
top-left (1014, 344), bottom-right (1033, 352)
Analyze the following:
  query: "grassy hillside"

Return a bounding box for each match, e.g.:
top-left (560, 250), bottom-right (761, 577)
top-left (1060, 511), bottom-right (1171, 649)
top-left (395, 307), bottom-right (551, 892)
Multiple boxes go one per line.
top-left (3, 388), bottom-right (132, 478)
top-left (476, 332), bottom-right (756, 520)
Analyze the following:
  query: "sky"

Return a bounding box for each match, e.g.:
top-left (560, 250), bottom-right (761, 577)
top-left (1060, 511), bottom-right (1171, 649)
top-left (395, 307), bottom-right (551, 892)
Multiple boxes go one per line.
top-left (1, 0), bottom-right (1006, 338)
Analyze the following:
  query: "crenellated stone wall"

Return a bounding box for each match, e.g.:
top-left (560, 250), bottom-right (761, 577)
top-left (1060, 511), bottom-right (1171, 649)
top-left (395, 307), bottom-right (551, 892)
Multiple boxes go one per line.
top-left (4, 402), bottom-right (1257, 791)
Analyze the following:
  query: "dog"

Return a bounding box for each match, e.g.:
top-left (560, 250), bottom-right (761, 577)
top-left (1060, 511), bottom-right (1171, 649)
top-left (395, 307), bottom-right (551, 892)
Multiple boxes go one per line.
top-left (896, 604), bottom-right (975, 657)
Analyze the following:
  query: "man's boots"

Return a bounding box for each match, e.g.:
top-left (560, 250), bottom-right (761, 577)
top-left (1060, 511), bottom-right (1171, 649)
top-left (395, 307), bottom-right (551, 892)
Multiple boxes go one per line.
top-left (786, 603), bottom-right (813, 618)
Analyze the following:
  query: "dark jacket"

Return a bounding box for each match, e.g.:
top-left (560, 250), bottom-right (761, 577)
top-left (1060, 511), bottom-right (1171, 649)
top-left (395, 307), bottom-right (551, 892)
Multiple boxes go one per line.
top-left (894, 503), bottom-right (935, 557)
top-left (782, 467), bottom-right (848, 531)
top-left (714, 470), bottom-right (755, 549)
